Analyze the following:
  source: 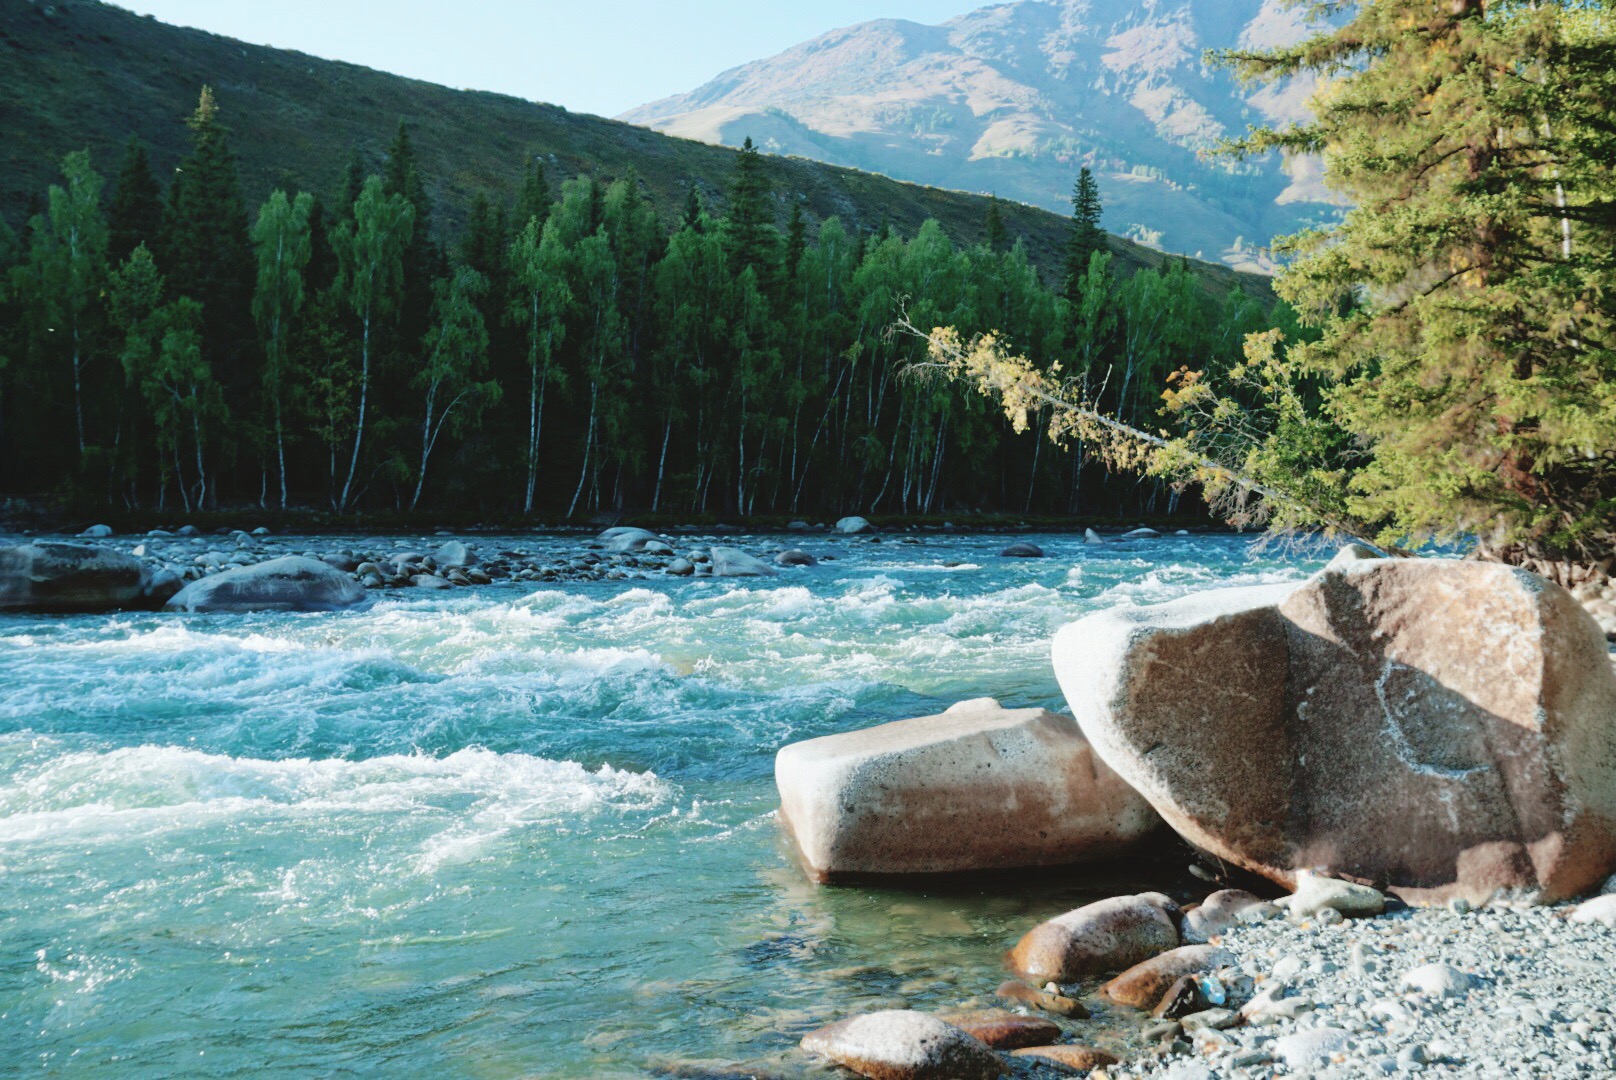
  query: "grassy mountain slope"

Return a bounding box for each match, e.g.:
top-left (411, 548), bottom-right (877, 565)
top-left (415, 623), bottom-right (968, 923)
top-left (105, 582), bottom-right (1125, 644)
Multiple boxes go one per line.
top-left (0, 0), bottom-right (1269, 298)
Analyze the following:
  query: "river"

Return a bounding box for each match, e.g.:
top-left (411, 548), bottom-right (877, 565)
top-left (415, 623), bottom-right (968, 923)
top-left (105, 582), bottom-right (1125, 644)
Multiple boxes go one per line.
top-left (0, 529), bottom-right (1320, 1077)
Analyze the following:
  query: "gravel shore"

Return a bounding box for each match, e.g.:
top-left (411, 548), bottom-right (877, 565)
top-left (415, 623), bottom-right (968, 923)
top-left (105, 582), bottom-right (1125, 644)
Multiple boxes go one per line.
top-left (1100, 897), bottom-right (1616, 1080)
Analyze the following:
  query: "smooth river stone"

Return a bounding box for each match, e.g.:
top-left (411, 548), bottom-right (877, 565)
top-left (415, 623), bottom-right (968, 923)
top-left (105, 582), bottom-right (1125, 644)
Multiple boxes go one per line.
top-left (935, 1009), bottom-right (1060, 1050)
top-left (775, 698), bottom-right (1159, 880)
top-left (799, 1010), bottom-right (1003, 1080)
top-left (1009, 1044), bottom-right (1119, 1072)
top-left (1053, 559), bottom-right (1616, 905)
top-left (1007, 892), bottom-right (1180, 983)
top-left (1103, 945), bottom-right (1234, 1009)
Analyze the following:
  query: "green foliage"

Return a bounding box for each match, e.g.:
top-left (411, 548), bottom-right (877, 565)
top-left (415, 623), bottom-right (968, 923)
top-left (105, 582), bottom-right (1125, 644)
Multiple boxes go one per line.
top-left (108, 138), bottom-right (163, 266)
top-left (1063, 167), bottom-right (1106, 303)
top-left (1213, 0), bottom-right (1616, 565)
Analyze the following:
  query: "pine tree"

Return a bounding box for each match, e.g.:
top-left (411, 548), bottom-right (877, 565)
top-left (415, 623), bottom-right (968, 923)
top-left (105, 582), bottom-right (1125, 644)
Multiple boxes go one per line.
top-left (1220, 0), bottom-right (1616, 571)
top-left (108, 138), bottom-right (163, 265)
top-left (163, 85), bottom-right (255, 450)
top-left (682, 186), bottom-right (703, 233)
top-left (784, 202), bottom-right (807, 280)
top-left (983, 196), bottom-right (1009, 252)
top-left (517, 158), bottom-right (551, 228)
top-left (1063, 167), bottom-right (1106, 302)
top-left (723, 137), bottom-right (777, 282)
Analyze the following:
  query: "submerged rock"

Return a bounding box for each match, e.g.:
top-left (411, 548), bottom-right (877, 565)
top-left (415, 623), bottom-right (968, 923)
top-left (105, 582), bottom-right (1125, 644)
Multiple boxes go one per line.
top-left (1052, 559), bottom-right (1616, 904)
top-left (166, 555), bottom-right (367, 613)
top-left (799, 1010), bottom-right (1002, 1080)
top-left (1007, 892), bottom-right (1180, 983)
top-left (775, 698), bottom-right (1158, 881)
top-left (998, 542), bottom-right (1045, 558)
top-left (775, 549), bottom-right (817, 567)
top-left (1120, 527), bottom-right (1160, 539)
top-left (0, 542), bottom-right (146, 612)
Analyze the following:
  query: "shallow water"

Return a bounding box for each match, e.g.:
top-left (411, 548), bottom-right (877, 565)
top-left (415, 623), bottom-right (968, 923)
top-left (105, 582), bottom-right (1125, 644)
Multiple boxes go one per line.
top-left (0, 530), bottom-right (1320, 1077)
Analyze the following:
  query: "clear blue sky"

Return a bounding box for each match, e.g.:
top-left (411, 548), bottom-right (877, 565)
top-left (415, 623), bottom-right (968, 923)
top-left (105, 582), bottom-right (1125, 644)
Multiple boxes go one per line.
top-left (114, 1), bottom-right (983, 118)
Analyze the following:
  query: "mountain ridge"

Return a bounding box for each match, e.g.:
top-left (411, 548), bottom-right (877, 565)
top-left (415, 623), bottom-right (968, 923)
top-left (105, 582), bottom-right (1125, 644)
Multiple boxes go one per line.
top-left (0, 0), bottom-right (1267, 299)
top-left (623, 0), bottom-right (1335, 271)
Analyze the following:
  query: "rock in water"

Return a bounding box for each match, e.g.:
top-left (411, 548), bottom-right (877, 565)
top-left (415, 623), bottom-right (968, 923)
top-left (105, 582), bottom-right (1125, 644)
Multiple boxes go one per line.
top-left (1009, 1045), bottom-right (1119, 1072)
top-left (710, 547), bottom-right (777, 577)
top-left (601, 527), bottom-right (664, 553)
top-left (166, 556), bottom-right (367, 613)
top-left (1104, 945), bottom-right (1234, 1009)
top-left (999, 542), bottom-right (1045, 558)
top-left (799, 1011), bottom-right (1003, 1080)
top-left (433, 540), bottom-right (475, 567)
top-left (776, 698), bottom-right (1159, 881)
top-left (1120, 527), bottom-right (1160, 539)
top-left (1084, 529), bottom-right (1104, 545)
top-left (935, 1010), bottom-right (1059, 1050)
top-left (80, 524), bottom-right (115, 538)
top-left (1007, 892), bottom-right (1180, 983)
top-left (775, 549), bottom-right (817, 567)
top-left (0, 543), bottom-right (147, 612)
top-left (1052, 560), bottom-right (1616, 904)
top-left (835, 516), bottom-right (875, 534)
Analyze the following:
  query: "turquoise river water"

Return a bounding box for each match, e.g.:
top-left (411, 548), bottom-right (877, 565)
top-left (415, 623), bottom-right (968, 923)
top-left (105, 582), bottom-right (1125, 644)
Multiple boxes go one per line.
top-left (0, 530), bottom-right (1322, 1078)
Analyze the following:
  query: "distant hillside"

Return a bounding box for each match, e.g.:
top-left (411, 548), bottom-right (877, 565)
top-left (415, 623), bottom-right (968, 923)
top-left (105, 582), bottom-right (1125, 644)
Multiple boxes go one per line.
top-left (0, 0), bottom-right (1268, 298)
top-left (623, 0), bottom-right (1336, 272)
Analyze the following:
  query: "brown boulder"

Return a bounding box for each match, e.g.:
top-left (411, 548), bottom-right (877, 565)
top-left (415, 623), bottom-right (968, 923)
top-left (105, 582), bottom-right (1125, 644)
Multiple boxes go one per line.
top-left (1103, 945), bottom-right (1234, 1009)
top-left (775, 698), bottom-right (1159, 880)
top-left (1053, 560), bottom-right (1616, 904)
top-left (1006, 892), bottom-right (1180, 983)
top-left (800, 1011), bottom-right (1004, 1080)
top-left (936, 1009), bottom-right (1061, 1050)
top-left (994, 980), bottom-right (1088, 1018)
top-left (1008, 1045), bottom-right (1119, 1072)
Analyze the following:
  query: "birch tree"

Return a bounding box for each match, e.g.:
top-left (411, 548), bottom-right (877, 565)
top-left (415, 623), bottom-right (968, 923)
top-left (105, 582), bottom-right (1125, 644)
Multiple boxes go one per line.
top-left (251, 189), bottom-right (313, 508)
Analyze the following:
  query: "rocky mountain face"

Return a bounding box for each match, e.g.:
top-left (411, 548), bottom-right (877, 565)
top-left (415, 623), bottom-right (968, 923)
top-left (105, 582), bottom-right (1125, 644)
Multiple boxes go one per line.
top-left (622, 0), bottom-right (1333, 272)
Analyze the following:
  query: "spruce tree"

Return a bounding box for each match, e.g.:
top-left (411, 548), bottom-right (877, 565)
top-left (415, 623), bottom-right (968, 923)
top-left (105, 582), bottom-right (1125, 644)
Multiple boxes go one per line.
top-left (983, 196), bottom-right (1009, 252)
top-left (1063, 167), bottom-right (1106, 301)
top-left (682, 187), bottom-right (703, 233)
top-left (108, 138), bottom-right (163, 266)
top-left (163, 87), bottom-right (255, 414)
top-left (517, 158), bottom-right (551, 228)
top-left (784, 202), bottom-right (807, 280)
top-left (723, 137), bottom-right (777, 281)
top-left (1220, 0), bottom-right (1616, 571)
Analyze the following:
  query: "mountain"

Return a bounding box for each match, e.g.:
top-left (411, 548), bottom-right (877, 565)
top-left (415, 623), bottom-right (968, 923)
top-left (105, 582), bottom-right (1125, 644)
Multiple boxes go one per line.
top-left (0, 0), bottom-right (1266, 296)
top-left (622, 0), bottom-right (1334, 272)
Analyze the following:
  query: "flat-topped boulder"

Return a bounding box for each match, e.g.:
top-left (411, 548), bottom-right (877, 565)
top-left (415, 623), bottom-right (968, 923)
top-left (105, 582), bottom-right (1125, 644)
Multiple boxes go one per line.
top-left (775, 698), bottom-right (1158, 881)
top-left (1053, 559), bottom-right (1616, 904)
top-left (166, 555), bottom-right (367, 613)
top-left (0, 543), bottom-right (147, 612)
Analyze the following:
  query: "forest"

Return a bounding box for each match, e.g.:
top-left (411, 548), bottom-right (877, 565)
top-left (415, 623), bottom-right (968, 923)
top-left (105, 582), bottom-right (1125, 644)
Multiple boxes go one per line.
top-left (0, 88), bottom-right (1288, 521)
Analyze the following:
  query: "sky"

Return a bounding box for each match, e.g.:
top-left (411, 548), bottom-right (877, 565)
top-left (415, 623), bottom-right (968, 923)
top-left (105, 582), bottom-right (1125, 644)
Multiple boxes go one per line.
top-left (114, 1), bottom-right (985, 118)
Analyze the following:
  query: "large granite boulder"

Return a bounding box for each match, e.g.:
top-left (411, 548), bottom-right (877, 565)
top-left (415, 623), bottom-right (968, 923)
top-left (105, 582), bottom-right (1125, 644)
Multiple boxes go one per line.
top-left (166, 556), bottom-right (367, 613)
top-left (776, 698), bottom-right (1159, 881)
top-left (0, 543), bottom-right (147, 612)
top-left (1053, 558), bottom-right (1616, 904)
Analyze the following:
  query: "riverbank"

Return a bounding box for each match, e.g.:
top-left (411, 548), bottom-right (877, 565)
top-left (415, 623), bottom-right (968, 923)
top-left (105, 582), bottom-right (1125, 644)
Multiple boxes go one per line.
top-left (1097, 892), bottom-right (1616, 1079)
